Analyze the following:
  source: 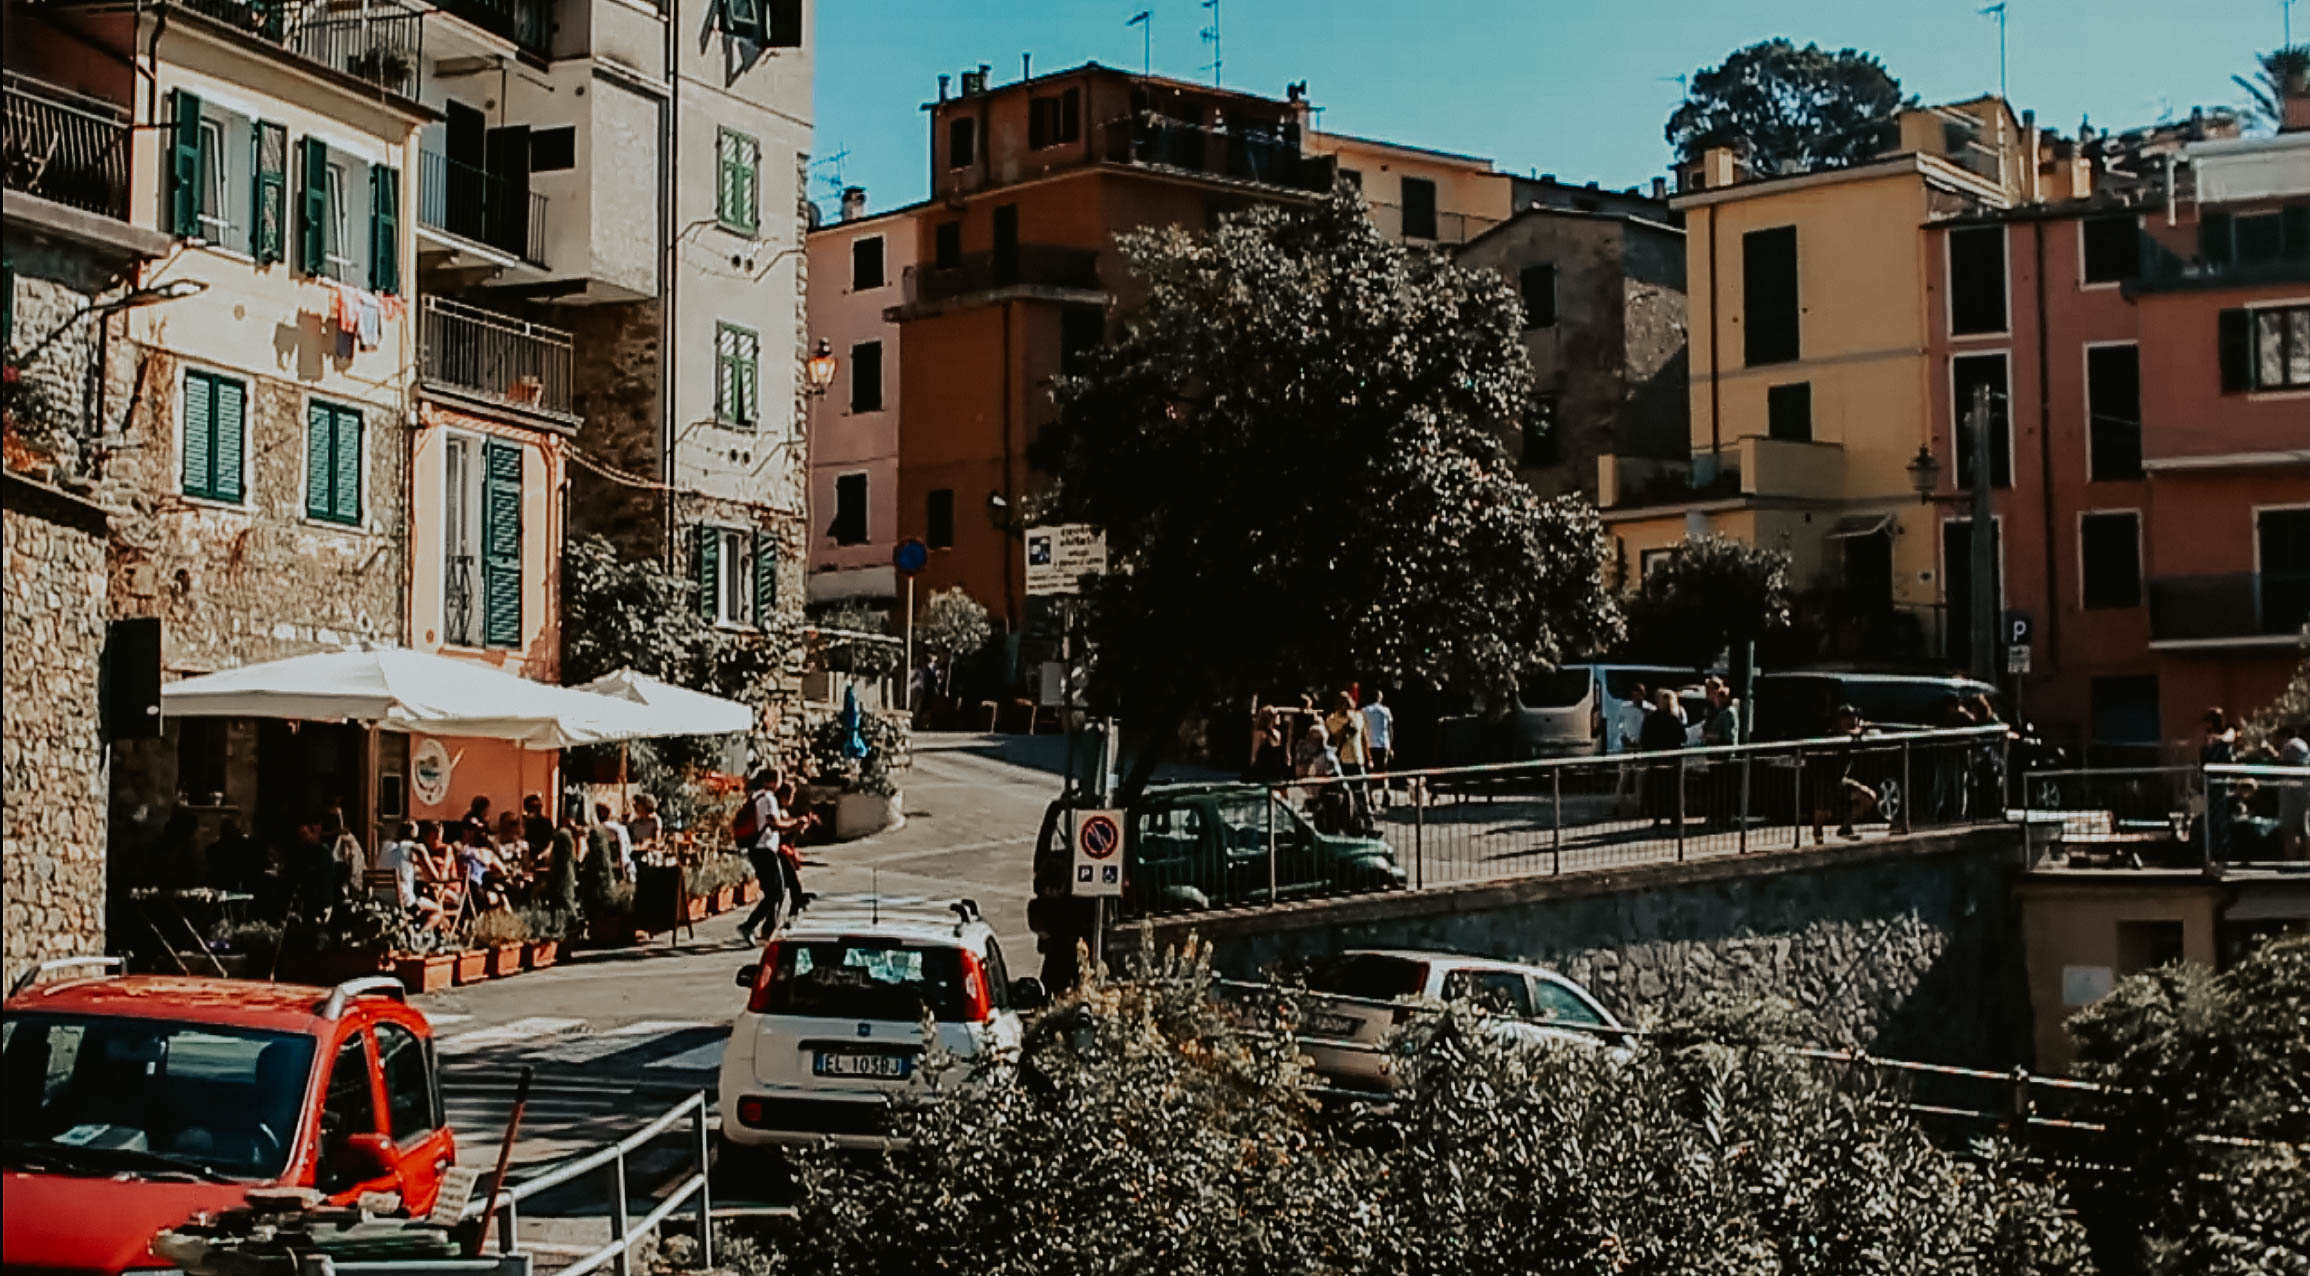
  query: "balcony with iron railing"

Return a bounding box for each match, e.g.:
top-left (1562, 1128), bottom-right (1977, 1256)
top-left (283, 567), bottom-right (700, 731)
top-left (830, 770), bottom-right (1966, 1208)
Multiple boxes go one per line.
top-left (2148, 572), bottom-right (2310, 646)
top-left (167, 0), bottom-right (426, 96)
top-left (416, 147), bottom-right (548, 268)
top-left (3, 73), bottom-right (132, 221)
top-left (419, 296), bottom-right (575, 421)
top-left (1097, 117), bottom-right (1336, 194)
top-left (430, 0), bottom-right (552, 56)
top-left (900, 246), bottom-right (1104, 310)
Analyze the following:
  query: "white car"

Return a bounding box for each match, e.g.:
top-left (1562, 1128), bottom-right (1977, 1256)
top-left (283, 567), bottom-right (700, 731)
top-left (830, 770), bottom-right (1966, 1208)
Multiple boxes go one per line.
top-left (1282, 949), bottom-right (1628, 1094)
top-left (717, 896), bottom-right (1042, 1151)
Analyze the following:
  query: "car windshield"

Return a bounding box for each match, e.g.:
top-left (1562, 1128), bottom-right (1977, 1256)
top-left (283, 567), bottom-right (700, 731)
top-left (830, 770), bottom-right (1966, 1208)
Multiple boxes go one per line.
top-left (1, 1012), bottom-right (315, 1181)
top-left (1517, 669), bottom-right (1593, 710)
top-left (763, 941), bottom-right (971, 1022)
top-left (1213, 793), bottom-right (1302, 847)
top-left (1302, 953), bottom-right (1428, 1001)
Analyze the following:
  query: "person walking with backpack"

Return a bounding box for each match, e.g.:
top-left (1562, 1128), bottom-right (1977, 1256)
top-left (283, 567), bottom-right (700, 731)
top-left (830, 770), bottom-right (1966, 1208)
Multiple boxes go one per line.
top-left (735, 769), bottom-right (788, 944)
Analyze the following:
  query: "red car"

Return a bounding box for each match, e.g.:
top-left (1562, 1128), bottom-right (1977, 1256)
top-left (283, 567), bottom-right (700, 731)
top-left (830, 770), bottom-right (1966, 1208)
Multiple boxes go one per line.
top-left (2, 960), bottom-right (456, 1274)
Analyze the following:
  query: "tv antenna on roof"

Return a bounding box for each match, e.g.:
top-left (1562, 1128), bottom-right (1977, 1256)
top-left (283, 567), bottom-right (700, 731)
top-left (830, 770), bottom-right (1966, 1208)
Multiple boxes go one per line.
top-left (1127, 10), bottom-right (1151, 76)
top-left (1980, 2), bottom-right (2009, 102)
top-left (810, 145), bottom-right (852, 201)
top-left (2286, 0), bottom-right (2297, 47)
top-left (1199, 0), bottom-right (1220, 86)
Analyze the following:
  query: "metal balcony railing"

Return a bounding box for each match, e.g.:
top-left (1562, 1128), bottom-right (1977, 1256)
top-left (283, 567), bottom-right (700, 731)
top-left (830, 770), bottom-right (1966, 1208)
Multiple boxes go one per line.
top-left (418, 147), bottom-right (548, 267)
top-left (1098, 117), bottom-right (1335, 193)
top-left (903, 246), bottom-right (1103, 307)
top-left (420, 296), bottom-right (575, 419)
top-left (2, 74), bottom-right (132, 220)
top-left (432, 0), bottom-right (552, 56)
top-left (2147, 572), bottom-right (2310, 643)
top-left (169, 0), bottom-right (426, 95)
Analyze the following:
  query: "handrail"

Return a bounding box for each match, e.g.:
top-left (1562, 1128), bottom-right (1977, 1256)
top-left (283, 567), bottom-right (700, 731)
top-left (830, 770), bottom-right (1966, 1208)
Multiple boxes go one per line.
top-left (465, 1091), bottom-right (706, 1213)
top-left (463, 1091), bottom-right (712, 1276)
top-left (8, 955), bottom-right (124, 997)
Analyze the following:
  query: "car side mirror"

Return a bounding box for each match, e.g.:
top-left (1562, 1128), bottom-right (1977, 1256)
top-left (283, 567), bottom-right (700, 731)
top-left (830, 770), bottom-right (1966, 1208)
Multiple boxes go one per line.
top-left (1010, 977), bottom-right (1049, 1011)
top-left (735, 964), bottom-right (759, 989)
top-left (339, 1131), bottom-right (397, 1180)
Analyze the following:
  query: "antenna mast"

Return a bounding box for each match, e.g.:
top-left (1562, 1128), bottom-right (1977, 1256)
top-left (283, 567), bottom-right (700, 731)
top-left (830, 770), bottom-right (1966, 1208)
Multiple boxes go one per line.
top-left (1200, 0), bottom-right (1221, 86)
top-left (1128, 10), bottom-right (1151, 76)
top-left (1980, 2), bottom-right (2009, 102)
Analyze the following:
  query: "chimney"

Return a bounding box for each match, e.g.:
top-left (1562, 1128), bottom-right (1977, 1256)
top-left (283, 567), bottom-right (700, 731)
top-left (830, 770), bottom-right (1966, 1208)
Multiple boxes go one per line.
top-left (1022, 52), bottom-right (1032, 81)
top-left (1702, 146), bottom-right (1737, 190)
top-left (840, 186), bottom-right (867, 222)
top-left (2021, 109), bottom-right (2039, 203)
top-left (1650, 175), bottom-right (1667, 200)
top-left (938, 74), bottom-right (950, 102)
top-left (2286, 88), bottom-right (2310, 134)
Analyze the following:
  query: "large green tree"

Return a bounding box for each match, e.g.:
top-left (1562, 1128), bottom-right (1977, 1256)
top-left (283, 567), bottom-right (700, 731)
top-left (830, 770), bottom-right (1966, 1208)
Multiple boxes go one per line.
top-left (1031, 189), bottom-right (1620, 791)
top-left (1622, 533), bottom-right (1793, 667)
top-left (1667, 39), bottom-right (1909, 174)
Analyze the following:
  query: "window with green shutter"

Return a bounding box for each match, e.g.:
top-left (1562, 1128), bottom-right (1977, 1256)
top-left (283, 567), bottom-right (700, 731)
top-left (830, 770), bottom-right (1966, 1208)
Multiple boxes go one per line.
top-left (716, 129), bottom-right (759, 235)
top-left (304, 400), bottom-right (363, 525)
top-left (369, 165), bottom-right (400, 293)
top-left (252, 121), bottom-right (287, 263)
top-left (715, 322), bottom-right (759, 427)
top-left (181, 369), bottom-right (247, 503)
top-left (298, 137), bottom-right (330, 276)
top-left (694, 524), bottom-right (722, 619)
top-left (752, 528), bottom-right (777, 622)
top-left (481, 438), bottom-right (523, 648)
top-left (169, 89), bottom-right (204, 238)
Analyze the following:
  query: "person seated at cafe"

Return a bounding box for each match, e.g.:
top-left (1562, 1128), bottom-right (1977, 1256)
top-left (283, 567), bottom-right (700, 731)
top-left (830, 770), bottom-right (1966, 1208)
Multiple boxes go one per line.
top-left (457, 822), bottom-right (512, 910)
top-left (493, 810), bottom-right (531, 869)
top-left (521, 793), bottom-right (555, 862)
top-left (205, 818), bottom-right (265, 896)
top-left (376, 821), bottom-right (449, 931)
top-left (627, 794), bottom-right (664, 853)
top-left (461, 794), bottom-right (494, 845)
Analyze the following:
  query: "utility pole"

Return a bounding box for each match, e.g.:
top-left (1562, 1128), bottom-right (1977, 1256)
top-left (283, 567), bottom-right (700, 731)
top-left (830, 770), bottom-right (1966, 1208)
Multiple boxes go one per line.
top-left (1968, 383), bottom-right (2000, 685)
top-left (1127, 10), bottom-right (1151, 75)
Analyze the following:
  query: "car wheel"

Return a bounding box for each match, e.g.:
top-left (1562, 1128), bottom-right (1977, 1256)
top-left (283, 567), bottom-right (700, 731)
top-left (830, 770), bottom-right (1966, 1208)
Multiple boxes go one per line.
top-left (1875, 777), bottom-right (1902, 826)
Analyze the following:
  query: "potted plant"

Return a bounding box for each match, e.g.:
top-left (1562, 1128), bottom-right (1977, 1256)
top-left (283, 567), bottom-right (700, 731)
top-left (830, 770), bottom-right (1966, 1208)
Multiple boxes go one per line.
top-left (395, 949), bottom-right (456, 993)
top-left (344, 44), bottom-right (414, 92)
top-left (808, 709), bottom-right (910, 840)
top-left (518, 904), bottom-right (573, 969)
top-left (472, 909), bottom-right (530, 977)
top-left (453, 946), bottom-right (489, 985)
top-left (284, 898), bottom-right (402, 985)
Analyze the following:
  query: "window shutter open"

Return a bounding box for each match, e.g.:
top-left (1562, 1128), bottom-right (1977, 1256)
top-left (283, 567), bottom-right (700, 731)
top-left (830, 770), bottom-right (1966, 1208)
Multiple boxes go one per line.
top-left (331, 406), bottom-right (362, 523)
top-left (370, 166), bottom-right (400, 293)
top-left (752, 528), bottom-right (776, 622)
top-left (2218, 308), bottom-right (2253, 394)
top-left (170, 90), bottom-right (203, 237)
top-left (695, 525), bottom-right (721, 619)
top-left (765, 0), bottom-right (801, 45)
top-left (183, 371), bottom-right (214, 496)
top-left (253, 122), bottom-right (287, 263)
top-left (723, 0), bottom-right (763, 39)
top-left (481, 438), bottom-right (523, 647)
top-left (305, 402), bottom-right (333, 519)
top-left (213, 376), bottom-right (246, 502)
top-left (299, 138), bottom-right (329, 275)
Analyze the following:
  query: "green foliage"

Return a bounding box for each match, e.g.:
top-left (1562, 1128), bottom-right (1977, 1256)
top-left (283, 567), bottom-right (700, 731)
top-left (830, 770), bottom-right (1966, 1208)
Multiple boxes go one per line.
top-left (2241, 640), bottom-right (2310, 753)
top-left (914, 587), bottom-right (993, 677)
top-left (1031, 189), bottom-right (1620, 742)
top-left (686, 851), bottom-right (756, 898)
top-left (468, 908), bottom-right (530, 945)
top-left (1667, 38), bottom-right (1910, 173)
top-left (805, 710), bottom-right (911, 796)
top-left (1623, 533), bottom-right (1793, 667)
top-left (2064, 937), bottom-right (2310, 1275)
top-left (2235, 46), bottom-right (2310, 132)
top-left (760, 945), bottom-right (2091, 1276)
top-left (809, 599), bottom-right (903, 678)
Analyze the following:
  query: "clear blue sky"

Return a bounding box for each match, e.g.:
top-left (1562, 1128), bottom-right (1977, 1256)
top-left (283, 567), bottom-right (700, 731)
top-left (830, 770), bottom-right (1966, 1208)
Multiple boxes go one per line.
top-left (810, 0), bottom-right (2288, 215)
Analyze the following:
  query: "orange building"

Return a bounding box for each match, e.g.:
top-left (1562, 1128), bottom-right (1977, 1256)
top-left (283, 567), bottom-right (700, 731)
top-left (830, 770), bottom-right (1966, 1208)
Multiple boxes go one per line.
top-left (891, 63), bottom-right (1334, 631)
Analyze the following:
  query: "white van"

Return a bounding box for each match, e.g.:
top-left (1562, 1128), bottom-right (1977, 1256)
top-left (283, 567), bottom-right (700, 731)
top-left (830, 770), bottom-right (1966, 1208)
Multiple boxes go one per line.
top-left (1509, 664), bottom-right (1707, 758)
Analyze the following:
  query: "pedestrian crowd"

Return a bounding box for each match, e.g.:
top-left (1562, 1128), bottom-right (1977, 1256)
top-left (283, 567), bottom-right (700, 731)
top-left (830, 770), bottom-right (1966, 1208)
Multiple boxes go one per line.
top-left (1247, 687), bottom-right (1396, 835)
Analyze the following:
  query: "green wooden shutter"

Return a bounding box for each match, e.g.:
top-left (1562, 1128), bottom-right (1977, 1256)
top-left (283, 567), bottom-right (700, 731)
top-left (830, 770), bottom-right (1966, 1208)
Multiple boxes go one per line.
top-left (299, 138), bottom-right (329, 276)
top-left (369, 166), bottom-right (400, 293)
top-left (2218, 308), bottom-right (2253, 394)
top-left (717, 324), bottom-right (757, 426)
top-left (331, 405), bottom-right (363, 523)
top-left (305, 401), bottom-right (333, 518)
top-left (695, 525), bottom-right (721, 619)
top-left (213, 376), bottom-right (246, 502)
top-left (736, 328), bottom-right (757, 426)
top-left (183, 371), bottom-right (215, 497)
top-left (252, 122), bottom-right (287, 264)
top-left (752, 528), bottom-right (776, 623)
top-left (723, 0), bottom-right (763, 39)
top-left (481, 438), bottom-right (523, 647)
top-left (735, 136), bottom-right (757, 233)
top-left (169, 90), bottom-right (203, 237)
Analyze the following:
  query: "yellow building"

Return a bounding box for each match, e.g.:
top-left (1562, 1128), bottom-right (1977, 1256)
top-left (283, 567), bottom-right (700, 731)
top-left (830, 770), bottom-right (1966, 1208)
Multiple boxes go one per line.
top-left (1600, 100), bottom-right (2035, 652)
top-left (1304, 131), bottom-right (1513, 245)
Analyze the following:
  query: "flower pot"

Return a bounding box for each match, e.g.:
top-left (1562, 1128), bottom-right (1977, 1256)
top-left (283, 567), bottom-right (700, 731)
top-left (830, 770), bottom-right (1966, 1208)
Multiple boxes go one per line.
top-left (453, 949), bottom-right (489, 985)
top-left (834, 790), bottom-right (903, 840)
top-left (526, 940), bottom-right (558, 969)
top-left (714, 885), bottom-right (735, 913)
top-left (394, 953), bottom-right (456, 994)
top-left (684, 895), bottom-right (709, 923)
top-left (738, 879), bottom-right (761, 905)
top-left (488, 943), bottom-right (524, 978)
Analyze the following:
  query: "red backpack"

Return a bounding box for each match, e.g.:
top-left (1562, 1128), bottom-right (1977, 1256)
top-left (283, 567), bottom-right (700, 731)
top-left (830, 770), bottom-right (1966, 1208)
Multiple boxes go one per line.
top-left (732, 795), bottom-right (763, 843)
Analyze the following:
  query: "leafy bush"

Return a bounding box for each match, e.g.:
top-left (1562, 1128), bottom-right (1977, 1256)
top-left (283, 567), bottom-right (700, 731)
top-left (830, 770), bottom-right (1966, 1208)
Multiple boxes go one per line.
top-left (809, 600), bottom-right (903, 678)
top-left (914, 587), bottom-right (993, 696)
top-left (1623, 532), bottom-right (1793, 668)
top-left (687, 851), bottom-right (755, 898)
top-left (805, 709), bottom-right (911, 797)
top-left (468, 908), bottom-right (531, 946)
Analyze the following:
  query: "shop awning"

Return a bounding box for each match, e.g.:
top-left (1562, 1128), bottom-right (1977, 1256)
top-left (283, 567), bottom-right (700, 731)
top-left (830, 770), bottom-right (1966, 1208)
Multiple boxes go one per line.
top-left (1825, 513), bottom-right (1893, 540)
top-left (573, 668), bottom-right (754, 737)
top-left (160, 647), bottom-right (665, 749)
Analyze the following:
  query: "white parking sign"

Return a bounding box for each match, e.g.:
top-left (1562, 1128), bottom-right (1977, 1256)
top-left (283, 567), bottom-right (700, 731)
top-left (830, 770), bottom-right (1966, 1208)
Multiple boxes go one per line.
top-left (1070, 809), bottom-right (1125, 897)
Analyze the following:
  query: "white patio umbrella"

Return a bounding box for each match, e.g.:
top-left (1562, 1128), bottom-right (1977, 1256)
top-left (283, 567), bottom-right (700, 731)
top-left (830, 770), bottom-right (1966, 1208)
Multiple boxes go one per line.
top-left (572, 668), bottom-right (755, 738)
top-left (160, 646), bottom-right (664, 748)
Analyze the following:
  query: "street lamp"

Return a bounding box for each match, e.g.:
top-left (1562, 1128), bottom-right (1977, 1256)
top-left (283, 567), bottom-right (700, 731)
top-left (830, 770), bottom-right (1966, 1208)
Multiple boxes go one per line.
top-left (804, 339), bottom-right (838, 396)
top-left (1905, 444), bottom-right (1941, 503)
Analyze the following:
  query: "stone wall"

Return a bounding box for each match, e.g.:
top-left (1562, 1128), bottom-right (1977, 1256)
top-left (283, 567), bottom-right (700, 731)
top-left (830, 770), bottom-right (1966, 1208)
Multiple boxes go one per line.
top-left (2, 474), bottom-right (112, 984)
top-left (1136, 827), bottom-right (2032, 1068)
top-left (4, 236), bottom-right (121, 477)
top-left (565, 296), bottom-right (668, 559)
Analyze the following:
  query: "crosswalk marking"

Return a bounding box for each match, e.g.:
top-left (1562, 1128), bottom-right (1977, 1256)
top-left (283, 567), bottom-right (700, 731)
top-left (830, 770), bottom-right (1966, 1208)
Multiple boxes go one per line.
top-left (438, 1016), bottom-right (587, 1056)
top-left (645, 1040), bottom-right (728, 1073)
top-left (531, 1020), bottom-right (719, 1065)
top-left (426, 1013), bottom-right (474, 1028)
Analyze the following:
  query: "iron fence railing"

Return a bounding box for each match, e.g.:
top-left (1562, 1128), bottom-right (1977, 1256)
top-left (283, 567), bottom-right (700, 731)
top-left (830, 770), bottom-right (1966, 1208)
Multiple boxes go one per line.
top-left (2203, 762), bottom-right (2309, 867)
top-left (463, 1091), bottom-right (712, 1276)
top-left (418, 147), bottom-right (549, 267)
top-left (1118, 726), bottom-right (2010, 922)
top-left (170, 0), bottom-right (425, 95)
top-left (420, 296), bottom-right (575, 419)
top-left (2012, 761), bottom-right (2307, 870)
top-left (433, 0), bottom-right (552, 55)
top-left (2, 73), bottom-right (132, 219)
top-left (903, 246), bottom-right (1103, 306)
top-left (1098, 116), bottom-right (1334, 193)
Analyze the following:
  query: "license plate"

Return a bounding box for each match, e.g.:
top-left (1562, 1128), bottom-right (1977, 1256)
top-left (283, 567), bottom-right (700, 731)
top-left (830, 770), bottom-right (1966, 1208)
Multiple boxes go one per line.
top-left (1306, 1013), bottom-right (1361, 1038)
top-left (813, 1050), bottom-right (911, 1080)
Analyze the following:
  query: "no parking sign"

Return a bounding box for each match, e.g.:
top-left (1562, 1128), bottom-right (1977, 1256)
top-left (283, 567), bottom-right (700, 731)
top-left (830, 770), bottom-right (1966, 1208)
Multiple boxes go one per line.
top-left (1071, 809), bottom-right (1125, 897)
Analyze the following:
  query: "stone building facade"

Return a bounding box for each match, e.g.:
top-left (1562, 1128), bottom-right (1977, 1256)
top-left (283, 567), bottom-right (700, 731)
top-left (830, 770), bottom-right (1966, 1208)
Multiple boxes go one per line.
top-left (2, 473), bottom-right (113, 984)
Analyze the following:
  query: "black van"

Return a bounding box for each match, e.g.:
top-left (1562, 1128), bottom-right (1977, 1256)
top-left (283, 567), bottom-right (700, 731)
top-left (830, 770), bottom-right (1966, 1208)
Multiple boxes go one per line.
top-left (1749, 671), bottom-right (1996, 742)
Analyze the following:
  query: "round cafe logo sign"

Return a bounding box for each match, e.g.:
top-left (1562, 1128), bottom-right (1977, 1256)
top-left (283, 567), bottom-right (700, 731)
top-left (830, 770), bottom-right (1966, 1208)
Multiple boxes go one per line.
top-left (411, 737), bottom-right (455, 807)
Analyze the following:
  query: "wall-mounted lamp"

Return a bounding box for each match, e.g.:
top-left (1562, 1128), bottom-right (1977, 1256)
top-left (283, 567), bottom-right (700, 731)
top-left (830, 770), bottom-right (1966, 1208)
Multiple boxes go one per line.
top-left (804, 339), bottom-right (838, 396)
top-left (1905, 445), bottom-right (1941, 504)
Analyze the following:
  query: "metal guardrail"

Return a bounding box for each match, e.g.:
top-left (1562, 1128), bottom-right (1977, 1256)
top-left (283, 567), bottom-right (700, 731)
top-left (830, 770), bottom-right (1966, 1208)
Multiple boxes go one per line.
top-left (1097, 117), bottom-right (1334, 193)
top-left (903, 246), bottom-right (1102, 306)
top-left (1124, 726), bottom-right (2010, 921)
top-left (167, 0), bottom-right (426, 95)
top-left (2018, 761), bottom-right (2308, 870)
top-left (2, 73), bottom-right (133, 219)
top-left (421, 297), bottom-right (576, 420)
top-left (463, 1092), bottom-right (712, 1276)
top-left (418, 148), bottom-right (549, 267)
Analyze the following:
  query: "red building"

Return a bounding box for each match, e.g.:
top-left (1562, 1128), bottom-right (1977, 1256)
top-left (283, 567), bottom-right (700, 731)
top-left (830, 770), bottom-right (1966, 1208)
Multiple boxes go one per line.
top-left (1924, 125), bottom-right (2310, 762)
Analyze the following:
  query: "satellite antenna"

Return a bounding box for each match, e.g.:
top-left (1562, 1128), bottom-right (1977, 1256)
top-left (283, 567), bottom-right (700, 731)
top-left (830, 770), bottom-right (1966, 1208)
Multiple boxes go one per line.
top-left (1980, 2), bottom-right (2009, 102)
top-left (1127, 10), bottom-right (1151, 75)
top-left (1199, 0), bottom-right (1220, 86)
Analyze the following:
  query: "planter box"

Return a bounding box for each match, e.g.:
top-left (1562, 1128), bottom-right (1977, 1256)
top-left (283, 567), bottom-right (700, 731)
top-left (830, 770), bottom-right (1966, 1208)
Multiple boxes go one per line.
top-left (714, 885), bottom-right (735, 913)
top-left (526, 940), bottom-right (559, 970)
top-left (738, 879), bottom-right (761, 905)
top-left (453, 950), bottom-right (489, 985)
top-left (684, 895), bottom-right (709, 923)
top-left (588, 914), bottom-right (637, 945)
top-left (834, 790), bottom-right (903, 840)
top-left (394, 953), bottom-right (456, 994)
top-left (488, 943), bottom-right (524, 978)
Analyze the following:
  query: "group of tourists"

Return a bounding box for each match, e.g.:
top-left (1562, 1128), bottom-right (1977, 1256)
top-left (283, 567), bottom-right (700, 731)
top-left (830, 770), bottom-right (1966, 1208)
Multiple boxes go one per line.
top-left (1247, 689), bottom-right (1396, 835)
top-left (735, 768), bottom-right (819, 944)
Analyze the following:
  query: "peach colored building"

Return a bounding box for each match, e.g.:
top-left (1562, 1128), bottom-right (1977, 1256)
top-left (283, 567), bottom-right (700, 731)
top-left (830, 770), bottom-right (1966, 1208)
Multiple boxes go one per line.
top-left (805, 194), bottom-right (921, 604)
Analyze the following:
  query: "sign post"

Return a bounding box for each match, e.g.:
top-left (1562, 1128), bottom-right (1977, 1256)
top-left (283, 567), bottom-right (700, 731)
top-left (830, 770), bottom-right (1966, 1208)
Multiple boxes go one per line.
top-left (1071, 807), bottom-right (1124, 974)
top-left (892, 538), bottom-right (929, 711)
top-left (1027, 525), bottom-right (1109, 799)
